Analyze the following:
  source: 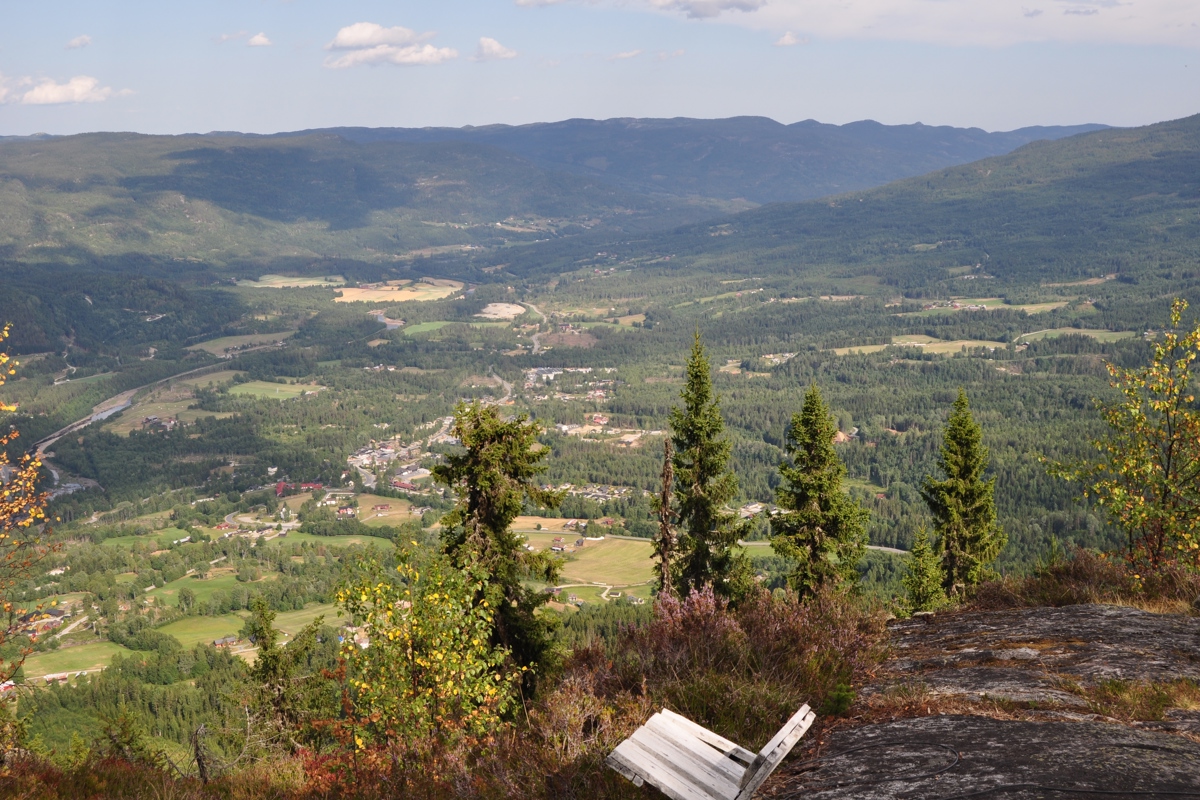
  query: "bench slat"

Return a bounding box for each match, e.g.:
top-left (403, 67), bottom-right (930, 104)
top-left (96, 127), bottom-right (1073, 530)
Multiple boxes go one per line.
top-left (612, 737), bottom-right (730, 800)
top-left (644, 715), bottom-right (747, 784)
top-left (657, 709), bottom-right (756, 765)
top-left (627, 726), bottom-right (741, 800)
top-left (734, 707), bottom-right (816, 800)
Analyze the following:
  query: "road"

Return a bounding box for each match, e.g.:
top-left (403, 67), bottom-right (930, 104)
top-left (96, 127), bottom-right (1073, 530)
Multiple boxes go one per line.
top-left (521, 302), bottom-right (546, 354)
top-left (54, 614), bottom-right (90, 639)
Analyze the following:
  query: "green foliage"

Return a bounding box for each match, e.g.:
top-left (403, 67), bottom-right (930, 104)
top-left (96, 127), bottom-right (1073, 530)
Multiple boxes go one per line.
top-left (921, 390), bottom-right (1007, 596)
top-left (902, 527), bottom-right (948, 613)
top-left (669, 333), bottom-right (751, 599)
top-left (770, 385), bottom-right (869, 598)
top-left (433, 402), bottom-right (565, 687)
top-left (337, 551), bottom-right (519, 750)
top-left (1050, 299), bottom-right (1200, 573)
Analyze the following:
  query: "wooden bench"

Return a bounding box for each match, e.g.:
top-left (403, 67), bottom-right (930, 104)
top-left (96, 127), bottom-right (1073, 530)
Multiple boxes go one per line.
top-left (606, 705), bottom-right (816, 800)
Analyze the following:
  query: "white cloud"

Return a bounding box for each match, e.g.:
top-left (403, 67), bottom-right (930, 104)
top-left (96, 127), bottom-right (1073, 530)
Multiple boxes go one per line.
top-left (19, 76), bottom-right (118, 105)
top-left (474, 37), bottom-right (518, 60)
top-left (66, 34), bottom-right (91, 50)
top-left (248, 33), bottom-right (273, 46)
top-left (774, 31), bottom-right (802, 46)
top-left (515, 0), bottom-right (565, 6)
top-left (216, 31), bottom-right (248, 44)
top-left (538, 0), bottom-right (1200, 47)
top-left (610, 49), bottom-right (643, 60)
top-left (656, 48), bottom-right (686, 59)
top-left (647, 0), bottom-right (766, 18)
top-left (324, 22), bottom-right (457, 67)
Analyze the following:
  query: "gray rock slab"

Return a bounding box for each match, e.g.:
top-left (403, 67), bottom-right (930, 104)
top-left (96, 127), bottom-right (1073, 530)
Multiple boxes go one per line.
top-left (888, 604), bottom-right (1200, 684)
top-left (764, 715), bottom-right (1200, 800)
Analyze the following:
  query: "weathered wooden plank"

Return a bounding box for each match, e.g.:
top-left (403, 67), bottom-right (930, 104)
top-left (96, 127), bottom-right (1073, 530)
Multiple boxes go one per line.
top-left (627, 726), bottom-right (741, 800)
top-left (644, 715), bottom-right (747, 784)
top-left (734, 707), bottom-right (815, 800)
top-left (657, 709), bottom-right (756, 765)
top-left (604, 749), bottom-right (645, 787)
top-left (612, 738), bottom-right (720, 800)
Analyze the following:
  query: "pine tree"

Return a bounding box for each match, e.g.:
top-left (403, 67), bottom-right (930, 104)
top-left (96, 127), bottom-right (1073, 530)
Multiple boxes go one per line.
top-left (770, 385), bottom-right (868, 598)
top-left (432, 402), bottom-right (565, 690)
top-left (902, 527), bottom-right (947, 612)
top-left (921, 389), bottom-right (1006, 596)
top-left (669, 332), bottom-right (750, 599)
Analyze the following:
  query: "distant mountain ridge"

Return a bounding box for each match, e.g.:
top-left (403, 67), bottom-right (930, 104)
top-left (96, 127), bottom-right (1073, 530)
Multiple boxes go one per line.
top-left (268, 117), bottom-right (1109, 204)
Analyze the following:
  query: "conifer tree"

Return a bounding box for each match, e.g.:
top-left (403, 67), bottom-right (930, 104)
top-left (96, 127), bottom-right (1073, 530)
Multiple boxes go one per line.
top-left (902, 527), bottom-right (947, 612)
top-left (770, 385), bottom-right (868, 598)
top-left (921, 389), bottom-right (1006, 596)
top-left (433, 402), bottom-right (564, 689)
top-left (669, 332), bottom-right (750, 599)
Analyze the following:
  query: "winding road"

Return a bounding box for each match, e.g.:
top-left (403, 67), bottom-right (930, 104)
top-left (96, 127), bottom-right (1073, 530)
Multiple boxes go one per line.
top-left (521, 302), bottom-right (547, 354)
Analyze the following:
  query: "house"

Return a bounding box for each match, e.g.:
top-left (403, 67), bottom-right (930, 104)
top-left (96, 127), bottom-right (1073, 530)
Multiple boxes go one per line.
top-left (553, 536), bottom-right (564, 543)
top-left (337, 506), bottom-right (356, 517)
top-left (300, 482), bottom-right (323, 491)
top-left (591, 414), bottom-right (609, 425)
top-left (213, 636), bottom-right (238, 648)
top-left (575, 538), bottom-right (585, 547)
top-left (551, 545), bottom-right (565, 552)
top-left (372, 504), bottom-right (391, 511)
top-left (392, 480), bottom-right (417, 491)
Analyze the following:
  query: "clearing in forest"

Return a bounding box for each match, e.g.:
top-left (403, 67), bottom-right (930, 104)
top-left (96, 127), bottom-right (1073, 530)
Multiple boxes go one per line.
top-left (235, 275), bottom-right (346, 289)
top-left (228, 381), bottom-right (324, 399)
top-left (335, 279), bottom-right (463, 304)
top-left (1017, 328), bottom-right (1137, 342)
top-left (186, 331), bottom-right (296, 356)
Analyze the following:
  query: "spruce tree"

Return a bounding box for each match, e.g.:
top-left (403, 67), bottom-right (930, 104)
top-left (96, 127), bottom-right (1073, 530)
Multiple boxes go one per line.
top-left (902, 527), bottom-right (947, 612)
top-left (433, 402), bottom-right (564, 690)
top-left (770, 385), bottom-right (868, 598)
top-left (669, 332), bottom-right (750, 599)
top-left (921, 389), bottom-right (1006, 596)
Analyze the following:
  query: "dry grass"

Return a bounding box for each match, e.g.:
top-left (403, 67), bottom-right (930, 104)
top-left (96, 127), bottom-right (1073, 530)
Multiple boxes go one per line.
top-left (972, 547), bottom-right (1200, 613)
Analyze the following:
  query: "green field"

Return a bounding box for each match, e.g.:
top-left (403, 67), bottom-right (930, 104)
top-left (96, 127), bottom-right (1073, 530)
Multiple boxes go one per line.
top-left (900, 298), bottom-right (1070, 317)
top-left (236, 274), bottom-right (346, 289)
top-left (101, 526), bottom-right (191, 550)
top-left (833, 334), bottom-right (1007, 356)
top-left (22, 642), bottom-right (133, 679)
top-left (281, 531), bottom-right (392, 548)
top-left (1018, 328), bottom-right (1138, 342)
top-left (272, 603), bottom-right (340, 636)
top-left (521, 533), bottom-right (655, 587)
top-left (157, 615), bottom-right (247, 648)
top-left (403, 321), bottom-right (510, 336)
top-left (186, 331), bottom-right (297, 356)
top-left (146, 571), bottom-right (273, 606)
top-left (228, 381), bottom-right (324, 399)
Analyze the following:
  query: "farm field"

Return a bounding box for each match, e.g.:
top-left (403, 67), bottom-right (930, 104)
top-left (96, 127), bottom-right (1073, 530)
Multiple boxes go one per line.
top-left (22, 642), bottom-right (133, 679)
top-left (158, 614), bottom-right (246, 648)
top-left (832, 334), bottom-right (1007, 356)
top-left (187, 331), bottom-right (296, 356)
top-left (521, 533), bottom-right (655, 588)
top-left (1017, 328), bottom-right (1137, 342)
top-left (104, 399), bottom-right (233, 435)
top-left (235, 274), bottom-right (346, 289)
top-left (900, 298), bottom-right (1070, 317)
top-left (403, 320), bottom-right (509, 336)
top-left (228, 380), bottom-right (324, 399)
top-left (174, 370), bottom-right (245, 389)
top-left (335, 279), bottom-right (463, 304)
top-left (354, 495), bottom-right (413, 525)
top-left (100, 526), bottom-right (191, 550)
top-left (280, 531), bottom-right (391, 548)
top-left (272, 603), bottom-right (340, 636)
top-left (146, 570), bottom-right (274, 607)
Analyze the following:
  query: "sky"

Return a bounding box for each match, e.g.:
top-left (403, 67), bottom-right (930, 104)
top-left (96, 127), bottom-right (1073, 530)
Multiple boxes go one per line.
top-left (0, 0), bottom-right (1197, 136)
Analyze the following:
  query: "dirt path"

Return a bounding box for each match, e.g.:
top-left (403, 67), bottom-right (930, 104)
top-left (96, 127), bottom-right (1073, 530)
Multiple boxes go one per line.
top-left (522, 302), bottom-right (546, 354)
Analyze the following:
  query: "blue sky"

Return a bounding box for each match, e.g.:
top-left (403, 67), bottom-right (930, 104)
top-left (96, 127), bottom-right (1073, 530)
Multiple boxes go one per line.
top-left (1, 0), bottom-right (1197, 135)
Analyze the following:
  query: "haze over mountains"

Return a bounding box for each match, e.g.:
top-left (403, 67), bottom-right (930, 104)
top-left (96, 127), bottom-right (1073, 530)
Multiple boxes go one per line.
top-left (0, 116), bottom-right (1107, 273)
top-left (281, 117), bottom-right (1107, 204)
